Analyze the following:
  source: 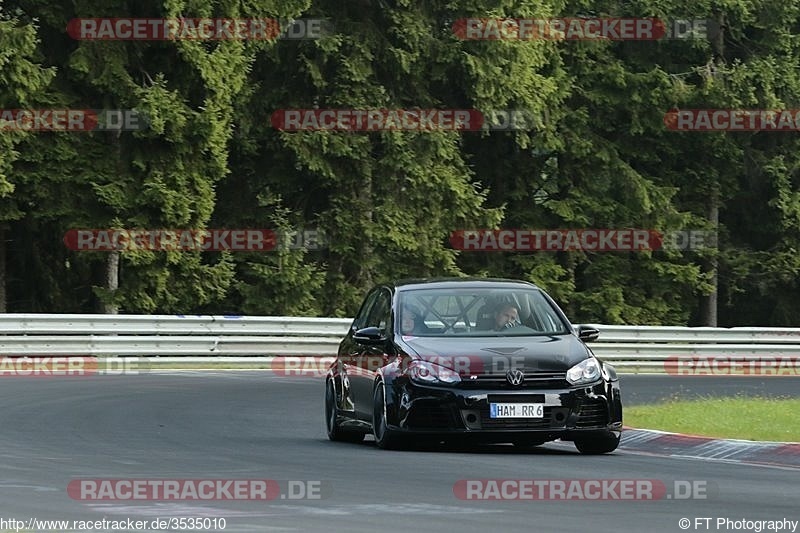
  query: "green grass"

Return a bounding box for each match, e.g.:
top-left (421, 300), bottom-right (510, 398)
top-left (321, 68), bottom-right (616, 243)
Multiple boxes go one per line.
top-left (625, 396), bottom-right (800, 442)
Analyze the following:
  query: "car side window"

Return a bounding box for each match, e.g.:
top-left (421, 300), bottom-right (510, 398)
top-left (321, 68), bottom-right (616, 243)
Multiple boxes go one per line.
top-left (364, 289), bottom-right (391, 333)
top-left (529, 291), bottom-right (568, 333)
top-left (352, 290), bottom-right (379, 331)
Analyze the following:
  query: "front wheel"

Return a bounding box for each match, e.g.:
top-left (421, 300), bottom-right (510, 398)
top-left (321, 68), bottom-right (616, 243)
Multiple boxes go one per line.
top-left (573, 432), bottom-right (620, 454)
top-left (325, 379), bottom-right (364, 443)
top-left (372, 383), bottom-right (404, 450)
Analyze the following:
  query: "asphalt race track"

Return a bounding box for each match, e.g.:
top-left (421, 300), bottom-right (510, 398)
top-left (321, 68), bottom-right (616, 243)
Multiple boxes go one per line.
top-left (0, 372), bottom-right (797, 533)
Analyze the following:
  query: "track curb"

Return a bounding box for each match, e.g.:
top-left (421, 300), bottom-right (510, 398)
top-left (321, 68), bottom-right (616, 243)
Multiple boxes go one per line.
top-left (621, 427), bottom-right (800, 467)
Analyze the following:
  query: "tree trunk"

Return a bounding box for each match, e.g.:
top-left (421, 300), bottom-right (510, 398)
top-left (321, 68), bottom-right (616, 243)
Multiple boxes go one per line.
top-left (700, 197), bottom-right (719, 326)
top-left (103, 250), bottom-right (120, 314)
top-left (359, 171), bottom-right (374, 291)
top-left (698, 13), bottom-right (725, 327)
top-left (102, 122), bottom-right (123, 315)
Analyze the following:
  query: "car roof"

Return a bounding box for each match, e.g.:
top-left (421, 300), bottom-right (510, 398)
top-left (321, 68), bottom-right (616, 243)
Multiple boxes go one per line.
top-left (388, 277), bottom-right (540, 292)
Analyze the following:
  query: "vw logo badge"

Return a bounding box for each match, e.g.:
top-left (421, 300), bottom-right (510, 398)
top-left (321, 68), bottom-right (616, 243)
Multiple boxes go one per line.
top-left (506, 369), bottom-right (525, 386)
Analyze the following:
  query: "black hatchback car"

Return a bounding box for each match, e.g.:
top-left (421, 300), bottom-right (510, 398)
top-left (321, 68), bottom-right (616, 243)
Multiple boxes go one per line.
top-left (324, 278), bottom-right (622, 453)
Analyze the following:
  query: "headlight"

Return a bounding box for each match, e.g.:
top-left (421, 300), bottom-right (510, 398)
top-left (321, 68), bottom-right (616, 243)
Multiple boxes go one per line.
top-left (566, 358), bottom-right (602, 385)
top-left (407, 360), bottom-right (461, 385)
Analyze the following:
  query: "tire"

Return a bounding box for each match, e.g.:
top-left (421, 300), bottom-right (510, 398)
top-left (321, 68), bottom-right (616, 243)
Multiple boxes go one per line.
top-left (325, 379), bottom-right (365, 443)
top-left (372, 383), bottom-right (404, 450)
top-left (573, 432), bottom-right (620, 454)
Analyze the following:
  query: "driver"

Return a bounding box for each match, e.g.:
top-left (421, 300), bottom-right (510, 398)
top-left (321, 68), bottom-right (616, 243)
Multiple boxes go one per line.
top-left (494, 303), bottom-right (521, 331)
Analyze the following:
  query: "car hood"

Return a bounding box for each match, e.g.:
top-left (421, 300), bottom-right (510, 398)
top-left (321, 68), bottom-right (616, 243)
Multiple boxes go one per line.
top-left (398, 334), bottom-right (591, 373)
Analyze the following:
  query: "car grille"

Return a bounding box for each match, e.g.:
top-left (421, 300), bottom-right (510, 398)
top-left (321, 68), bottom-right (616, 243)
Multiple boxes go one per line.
top-left (405, 401), bottom-right (457, 429)
top-left (487, 394), bottom-right (545, 404)
top-left (575, 398), bottom-right (608, 427)
top-left (458, 372), bottom-right (569, 390)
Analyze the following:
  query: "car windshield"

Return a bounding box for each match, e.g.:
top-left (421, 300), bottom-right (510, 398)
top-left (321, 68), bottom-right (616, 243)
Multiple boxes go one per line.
top-left (397, 287), bottom-right (571, 337)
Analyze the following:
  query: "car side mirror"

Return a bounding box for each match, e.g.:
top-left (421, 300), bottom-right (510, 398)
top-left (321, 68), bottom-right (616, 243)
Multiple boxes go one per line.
top-left (353, 326), bottom-right (387, 344)
top-left (577, 325), bottom-right (600, 342)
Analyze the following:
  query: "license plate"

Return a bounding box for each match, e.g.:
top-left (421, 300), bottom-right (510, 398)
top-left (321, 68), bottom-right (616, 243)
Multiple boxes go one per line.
top-left (489, 403), bottom-right (544, 418)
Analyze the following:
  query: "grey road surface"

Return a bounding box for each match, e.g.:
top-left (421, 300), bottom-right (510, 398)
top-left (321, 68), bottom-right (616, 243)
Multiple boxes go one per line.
top-left (0, 372), bottom-right (796, 533)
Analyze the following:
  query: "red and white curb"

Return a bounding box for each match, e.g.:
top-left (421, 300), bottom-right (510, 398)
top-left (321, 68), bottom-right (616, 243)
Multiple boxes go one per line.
top-left (620, 427), bottom-right (800, 468)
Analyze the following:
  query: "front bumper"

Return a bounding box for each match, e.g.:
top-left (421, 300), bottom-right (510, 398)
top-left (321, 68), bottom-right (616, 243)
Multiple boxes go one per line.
top-left (390, 378), bottom-right (622, 441)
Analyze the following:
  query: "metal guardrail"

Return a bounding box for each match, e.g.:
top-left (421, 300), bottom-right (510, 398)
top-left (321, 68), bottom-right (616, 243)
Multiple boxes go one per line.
top-left (0, 315), bottom-right (798, 373)
top-left (584, 325), bottom-right (800, 372)
top-left (0, 314), bottom-right (353, 336)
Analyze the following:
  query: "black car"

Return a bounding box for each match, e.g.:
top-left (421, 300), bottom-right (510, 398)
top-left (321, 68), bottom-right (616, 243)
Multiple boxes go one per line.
top-left (324, 278), bottom-right (622, 453)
